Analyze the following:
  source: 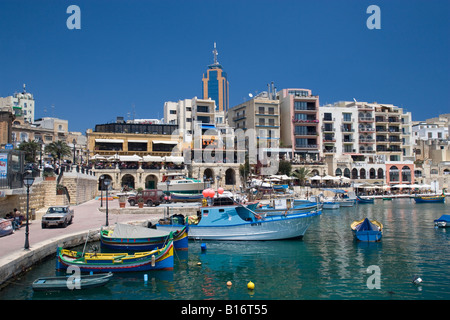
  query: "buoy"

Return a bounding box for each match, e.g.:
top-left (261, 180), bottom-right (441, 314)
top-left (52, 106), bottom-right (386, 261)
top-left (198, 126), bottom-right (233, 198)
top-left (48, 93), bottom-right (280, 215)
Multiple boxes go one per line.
top-left (144, 274), bottom-right (148, 282)
top-left (247, 281), bottom-right (255, 290)
top-left (197, 262), bottom-right (202, 266)
top-left (227, 281), bottom-right (232, 287)
top-left (201, 243), bottom-right (207, 251)
top-left (412, 276), bottom-right (423, 285)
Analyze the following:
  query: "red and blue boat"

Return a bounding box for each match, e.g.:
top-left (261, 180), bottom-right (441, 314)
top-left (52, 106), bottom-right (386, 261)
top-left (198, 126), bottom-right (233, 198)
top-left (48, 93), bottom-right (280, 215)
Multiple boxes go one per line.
top-left (100, 223), bottom-right (188, 251)
top-left (56, 238), bottom-right (174, 273)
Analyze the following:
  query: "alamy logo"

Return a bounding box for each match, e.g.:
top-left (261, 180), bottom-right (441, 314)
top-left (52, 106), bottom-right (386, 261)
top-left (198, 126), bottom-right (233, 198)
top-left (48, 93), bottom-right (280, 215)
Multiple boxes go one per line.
top-left (67, 5), bottom-right (81, 30)
top-left (366, 265), bottom-right (381, 289)
top-left (366, 5), bottom-right (381, 30)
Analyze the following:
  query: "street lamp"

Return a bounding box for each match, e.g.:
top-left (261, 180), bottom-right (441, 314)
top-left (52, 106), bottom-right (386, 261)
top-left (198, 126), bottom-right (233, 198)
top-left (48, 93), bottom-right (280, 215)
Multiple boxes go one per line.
top-left (104, 178), bottom-right (111, 226)
top-left (72, 138), bottom-right (76, 167)
top-left (100, 175), bottom-right (104, 207)
top-left (23, 171), bottom-right (35, 250)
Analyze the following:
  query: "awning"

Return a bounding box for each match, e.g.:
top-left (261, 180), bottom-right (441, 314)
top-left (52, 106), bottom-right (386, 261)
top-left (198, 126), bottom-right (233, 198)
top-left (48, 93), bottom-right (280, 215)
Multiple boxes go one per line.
top-left (95, 139), bottom-right (124, 143)
top-left (152, 140), bottom-right (178, 145)
top-left (119, 155), bottom-right (142, 162)
top-left (128, 139), bottom-right (148, 143)
top-left (162, 156), bottom-right (184, 164)
top-left (142, 155), bottom-right (163, 162)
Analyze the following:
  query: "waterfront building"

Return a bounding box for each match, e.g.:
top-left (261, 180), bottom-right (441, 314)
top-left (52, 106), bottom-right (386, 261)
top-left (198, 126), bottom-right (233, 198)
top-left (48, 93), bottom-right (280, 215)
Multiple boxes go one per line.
top-left (227, 89), bottom-right (281, 170)
top-left (0, 84), bottom-right (35, 124)
top-left (202, 43), bottom-right (229, 112)
top-left (278, 88), bottom-right (321, 162)
top-left (0, 104), bottom-right (15, 147)
top-left (319, 100), bottom-right (415, 187)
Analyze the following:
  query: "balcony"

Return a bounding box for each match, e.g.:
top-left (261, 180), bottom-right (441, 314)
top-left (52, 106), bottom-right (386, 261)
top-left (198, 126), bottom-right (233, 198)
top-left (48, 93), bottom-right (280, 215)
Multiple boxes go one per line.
top-left (295, 144), bottom-right (318, 149)
top-left (323, 147), bottom-right (337, 153)
top-left (322, 126), bottom-right (334, 132)
top-left (359, 138), bottom-right (375, 143)
top-left (292, 118), bottom-right (319, 124)
top-left (322, 117), bottom-right (334, 122)
top-left (359, 127), bottom-right (375, 133)
top-left (358, 117), bottom-right (374, 122)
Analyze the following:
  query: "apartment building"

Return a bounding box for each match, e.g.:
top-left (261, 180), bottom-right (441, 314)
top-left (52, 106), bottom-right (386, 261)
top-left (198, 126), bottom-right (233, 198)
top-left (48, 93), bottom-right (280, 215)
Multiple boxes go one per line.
top-left (319, 101), bottom-right (414, 186)
top-left (278, 88), bottom-right (320, 162)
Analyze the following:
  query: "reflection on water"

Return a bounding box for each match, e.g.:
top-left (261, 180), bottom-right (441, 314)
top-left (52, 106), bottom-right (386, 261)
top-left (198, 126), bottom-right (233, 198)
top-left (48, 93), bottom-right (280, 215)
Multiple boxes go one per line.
top-left (0, 199), bottom-right (449, 300)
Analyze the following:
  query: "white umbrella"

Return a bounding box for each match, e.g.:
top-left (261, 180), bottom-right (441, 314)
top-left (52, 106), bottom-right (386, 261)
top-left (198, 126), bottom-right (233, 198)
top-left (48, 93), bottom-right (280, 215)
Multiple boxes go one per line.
top-left (309, 175), bottom-right (322, 180)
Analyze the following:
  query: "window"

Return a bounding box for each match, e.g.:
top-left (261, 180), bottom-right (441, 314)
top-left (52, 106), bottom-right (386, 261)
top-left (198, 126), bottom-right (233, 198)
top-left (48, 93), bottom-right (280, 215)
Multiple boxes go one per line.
top-left (343, 113), bottom-right (352, 122)
top-left (259, 107), bottom-right (265, 114)
top-left (197, 105), bottom-right (209, 113)
top-left (170, 110), bottom-right (177, 114)
top-left (259, 118), bottom-right (265, 126)
top-left (268, 119), bottom-right (275, 126)
top-left (323, 113), bottom-right (332, 121)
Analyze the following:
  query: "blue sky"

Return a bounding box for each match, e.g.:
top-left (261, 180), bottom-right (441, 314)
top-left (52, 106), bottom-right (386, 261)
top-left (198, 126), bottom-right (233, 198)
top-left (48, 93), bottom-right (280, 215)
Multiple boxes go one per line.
top-left (0, 0), bottom-right (449, 133)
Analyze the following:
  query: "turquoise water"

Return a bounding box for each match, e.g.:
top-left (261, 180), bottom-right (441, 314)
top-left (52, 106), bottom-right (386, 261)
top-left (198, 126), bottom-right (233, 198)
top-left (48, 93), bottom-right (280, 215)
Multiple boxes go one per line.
top-left (1, 198), bottom-right (449, 300)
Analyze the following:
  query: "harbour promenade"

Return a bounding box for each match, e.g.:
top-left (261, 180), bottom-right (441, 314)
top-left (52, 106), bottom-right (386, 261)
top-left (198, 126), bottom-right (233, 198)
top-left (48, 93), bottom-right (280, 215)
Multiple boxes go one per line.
top-left (0, 198), bottom-right (177, 288)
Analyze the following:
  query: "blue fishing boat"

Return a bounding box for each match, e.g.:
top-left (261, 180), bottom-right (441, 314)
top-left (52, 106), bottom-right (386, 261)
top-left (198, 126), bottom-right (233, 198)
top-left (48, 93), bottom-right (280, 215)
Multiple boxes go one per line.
top-left (351, 218), bottom-right (383, 242)
top-left (414, 194), bottom-right (445, 203)
top-left (157, 197), bottom-right (321, 240)
top-left (56, 238), bottom-right (174, 273)
top-left (434, 215), bottom-right (450, 228)
top-left (357, 196), bottom-right (374, 204)
top-left (100, 223), bottom-right (188, 251)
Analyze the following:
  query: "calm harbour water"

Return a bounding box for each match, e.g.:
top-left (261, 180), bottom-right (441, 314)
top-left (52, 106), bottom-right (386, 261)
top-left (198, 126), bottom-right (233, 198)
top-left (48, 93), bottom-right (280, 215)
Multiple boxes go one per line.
top-left (1, 198), bottom-right (449, 300)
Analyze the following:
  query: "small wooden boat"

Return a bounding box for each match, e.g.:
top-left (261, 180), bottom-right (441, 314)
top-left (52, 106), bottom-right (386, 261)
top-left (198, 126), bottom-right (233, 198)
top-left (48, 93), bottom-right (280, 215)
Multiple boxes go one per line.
top-left (32, 272), bottom-right (113, 291)
top-left (413, 194), bottom-right (445, 203)
top-left (56, 239), bottom-right (174, 273)
top-left (357, 196), bottom-right (374, 204)
top-left (434, 215), bottom-right (450, 228)
top-left (100, 224), bottom-right (188, 251)
top-left (351, 218), bottom-right (383, 242)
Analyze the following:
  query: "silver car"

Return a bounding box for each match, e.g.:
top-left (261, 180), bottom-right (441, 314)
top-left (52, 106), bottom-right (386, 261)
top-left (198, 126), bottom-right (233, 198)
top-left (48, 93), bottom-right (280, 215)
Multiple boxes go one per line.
top-left (41, 206), bottom-right (74, 228)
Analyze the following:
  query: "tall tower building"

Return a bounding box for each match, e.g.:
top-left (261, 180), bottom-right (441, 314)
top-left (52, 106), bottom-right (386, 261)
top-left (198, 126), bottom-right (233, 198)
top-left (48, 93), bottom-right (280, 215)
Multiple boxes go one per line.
top-left (202, 42), bottom-right (229, 112)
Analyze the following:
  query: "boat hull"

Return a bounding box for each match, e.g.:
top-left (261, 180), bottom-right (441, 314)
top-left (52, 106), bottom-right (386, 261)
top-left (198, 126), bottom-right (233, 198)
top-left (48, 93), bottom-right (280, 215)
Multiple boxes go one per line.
top-left (157, 211), bottom-right (321, 241)
top-left (100, 226), bottom-right (188, 251)
top-left (56, 241), bottom-right (174, 273)
top-left (414, 195), bottom-right (445, 203)
top-left (354, 231), bottom-right (382, 242)
top-left (32, 273), bottom-right (113, 291)
top-left (323, 202), bottom-right (340, 209)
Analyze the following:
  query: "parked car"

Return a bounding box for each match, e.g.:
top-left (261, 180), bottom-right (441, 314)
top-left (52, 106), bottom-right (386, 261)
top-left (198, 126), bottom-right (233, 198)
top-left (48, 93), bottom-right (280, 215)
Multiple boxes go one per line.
top-left (127, 190), bottom-right (164, 207)
top-left (41, 206), bottom-right (74, 228)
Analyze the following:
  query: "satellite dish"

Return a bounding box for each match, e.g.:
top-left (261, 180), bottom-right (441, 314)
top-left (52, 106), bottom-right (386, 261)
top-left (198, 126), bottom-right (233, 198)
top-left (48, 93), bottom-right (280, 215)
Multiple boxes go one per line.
top-left (249, 93), bottom-right (253, 98)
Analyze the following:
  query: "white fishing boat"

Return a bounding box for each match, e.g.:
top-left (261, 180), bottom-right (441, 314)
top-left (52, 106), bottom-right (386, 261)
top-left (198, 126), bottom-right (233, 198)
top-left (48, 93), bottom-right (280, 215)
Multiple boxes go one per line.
top-left (156, 197), bottom-right (321, 240)
top-left (157, 173), bottom-right (204, 194)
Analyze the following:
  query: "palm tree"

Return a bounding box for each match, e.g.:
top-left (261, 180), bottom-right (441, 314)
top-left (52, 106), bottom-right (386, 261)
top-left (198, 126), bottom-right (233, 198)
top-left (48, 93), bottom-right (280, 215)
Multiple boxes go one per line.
top-left (18, 140), bottom-right (41, 163)
top-left (44, 140), bottom-right (72, 164)
top-left (292, 166), bottom-right (311, 186)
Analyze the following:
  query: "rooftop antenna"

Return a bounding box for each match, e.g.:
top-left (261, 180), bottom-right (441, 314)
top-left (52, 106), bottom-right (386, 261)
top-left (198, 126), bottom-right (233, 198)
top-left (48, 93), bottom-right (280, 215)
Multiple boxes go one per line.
top-left (23, 83), bottom-right (26, 93)
top-left (212, 42), bottom-right (219, 65)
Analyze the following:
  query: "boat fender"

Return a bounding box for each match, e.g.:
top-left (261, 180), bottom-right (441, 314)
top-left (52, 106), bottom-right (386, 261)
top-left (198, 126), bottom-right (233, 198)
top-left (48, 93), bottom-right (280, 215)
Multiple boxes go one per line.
top-left (151, 255), bottom-right (156, 267)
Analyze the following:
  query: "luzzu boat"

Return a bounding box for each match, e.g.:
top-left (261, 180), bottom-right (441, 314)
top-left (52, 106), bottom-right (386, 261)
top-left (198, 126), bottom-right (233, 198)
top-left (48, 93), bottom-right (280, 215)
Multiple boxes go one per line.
top-left (356, 196), bottom-right (375, 204)
top-left (413, 194), bottom-right (445, 203)
top-left (351, 218), bottom-right (383, 242)
top-left (56, 239), bottom-right (174, 273)
top-left (100, 223), bottom-right (188, 251)
top-left (434, 215), bottom-right (450, 228)
top-left (156, 197), bottom-right (321, 241)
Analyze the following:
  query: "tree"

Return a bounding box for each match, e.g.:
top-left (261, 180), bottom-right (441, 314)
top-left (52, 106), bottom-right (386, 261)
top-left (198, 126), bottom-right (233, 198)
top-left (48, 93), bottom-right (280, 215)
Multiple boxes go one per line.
top-left (18, 140), bottom-right (40, 163)
top-left (44, 140), bottom-right (72, 164)
top-left (292, 167), bottom-right (311, 186)
top-left (278, 160), bottom-right (292, 176)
